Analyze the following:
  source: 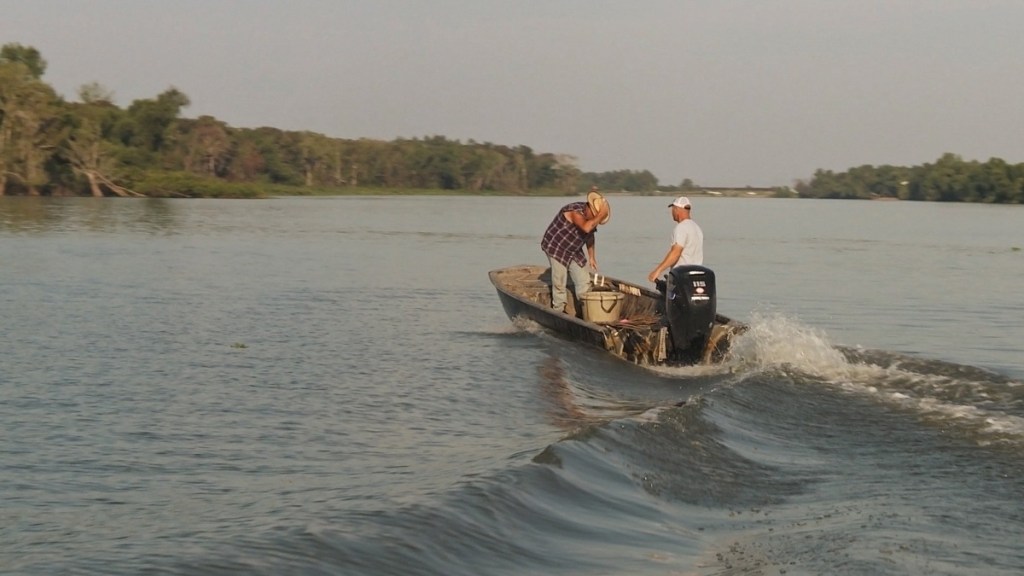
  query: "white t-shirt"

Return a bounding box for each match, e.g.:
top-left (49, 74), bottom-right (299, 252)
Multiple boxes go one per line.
top-left (671, 219), bottom-right (704, 267)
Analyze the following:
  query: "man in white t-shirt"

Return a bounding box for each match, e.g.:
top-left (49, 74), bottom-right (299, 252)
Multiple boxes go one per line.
top-left (647, 196), bottom-right (704, 282)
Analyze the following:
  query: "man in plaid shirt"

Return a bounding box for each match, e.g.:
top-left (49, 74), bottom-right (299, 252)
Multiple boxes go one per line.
top-left (540, 188), bottom-right (611, 314)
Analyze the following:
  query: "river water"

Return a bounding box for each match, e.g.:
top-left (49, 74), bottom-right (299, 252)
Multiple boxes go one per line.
top-left (2, 195), bottom-right (1022, 575)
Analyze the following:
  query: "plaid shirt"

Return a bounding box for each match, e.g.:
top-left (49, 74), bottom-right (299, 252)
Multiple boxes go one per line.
top-left (541, 202), bottom-right (594, 268)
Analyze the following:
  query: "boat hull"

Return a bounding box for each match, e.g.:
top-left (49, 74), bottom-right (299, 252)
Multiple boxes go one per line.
top-left (493, 279), bottom-right (609, 349)
top-left (489, 265), bottom-right (744, 366)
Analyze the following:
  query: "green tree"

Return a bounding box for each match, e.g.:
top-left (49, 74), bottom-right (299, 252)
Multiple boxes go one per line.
top-left (0, 59), bottom-right (64, 195)
top-left (970, 158), bottom-right (1016, 203)
top-left (63, 85), bottom-right (131, 196)
top-left (298, 131), bottom-right (336, 187)
top-left (550, 154), bottom-right (581, 193)
top-left (460, 146), bottom-right (506, 191)
top-left (0, 43), bottom-right (47, 79)
top-left (917, 153), bottom-right (970, 202)
top-left (225, 132), bottom-right (266, 182)
top-left (181, 115), bottom-right (231, 177)
top-left (119, 87), bottom-right (190, 153)
top-left (587, 169), bottom-right (658, 192)
top-left (78, 81), bottom-right (114, 105)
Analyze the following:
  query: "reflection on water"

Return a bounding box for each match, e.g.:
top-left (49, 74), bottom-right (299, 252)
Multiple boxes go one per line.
top-left (537, 355), bottom-right (590, 429)
top-left (0, 197), bottom-right (181, 234)
top-left (535, 352), bottom-right (681, 432)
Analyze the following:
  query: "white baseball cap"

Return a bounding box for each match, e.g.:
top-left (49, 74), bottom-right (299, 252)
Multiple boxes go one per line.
top-left (668, 196), bottom-right (691, 209)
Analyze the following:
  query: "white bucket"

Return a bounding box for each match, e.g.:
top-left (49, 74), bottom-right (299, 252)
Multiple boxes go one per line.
top-left (580, 290), bottom-right (624, 324)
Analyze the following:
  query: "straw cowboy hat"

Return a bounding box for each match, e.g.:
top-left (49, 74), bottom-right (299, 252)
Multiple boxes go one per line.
top-left (587, 190), bottom-right (611, 225)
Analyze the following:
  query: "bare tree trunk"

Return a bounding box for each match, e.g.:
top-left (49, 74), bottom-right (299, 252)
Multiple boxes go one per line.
top-left (86, 170), bottom-right (103, 197)
top-left (94, 171), bottom-right (143, 197)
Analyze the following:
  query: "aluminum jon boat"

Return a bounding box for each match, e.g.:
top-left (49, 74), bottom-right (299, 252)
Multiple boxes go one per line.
top-left (489, 264), bottom-right (746, 366)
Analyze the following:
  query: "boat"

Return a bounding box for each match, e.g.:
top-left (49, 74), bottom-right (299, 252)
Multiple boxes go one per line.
top-left (489, 264), bottom-right (746, 366)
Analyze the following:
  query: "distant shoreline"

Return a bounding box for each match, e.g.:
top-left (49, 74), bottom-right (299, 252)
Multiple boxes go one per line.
top-left (268, 186), bottom-right (787, 199)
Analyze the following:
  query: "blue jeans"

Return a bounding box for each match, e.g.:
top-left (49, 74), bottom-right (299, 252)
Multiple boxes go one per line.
top-left (548, 256), bottom-right (591, 312)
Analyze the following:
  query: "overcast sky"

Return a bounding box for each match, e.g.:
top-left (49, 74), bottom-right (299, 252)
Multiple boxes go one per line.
top-left (3, 1), bottom-right (1022, 186)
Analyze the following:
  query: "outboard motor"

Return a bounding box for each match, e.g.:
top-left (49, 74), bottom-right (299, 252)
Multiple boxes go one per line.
top-left (666, 265), bottom-right (717, 361)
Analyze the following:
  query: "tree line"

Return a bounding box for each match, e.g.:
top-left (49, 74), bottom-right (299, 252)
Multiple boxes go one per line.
top-left (795, 153), bottom-right (1024, 203)
top-left (6, 43), bottom-right (1021, 202)
top-left (3, 43), bottom-right (671, 198)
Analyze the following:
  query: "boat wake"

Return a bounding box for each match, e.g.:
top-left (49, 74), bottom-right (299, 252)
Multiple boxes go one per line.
top-left (500, 309), bottom-right (1024, 447)
top-left (722, 311), bottom-right (1024, 448)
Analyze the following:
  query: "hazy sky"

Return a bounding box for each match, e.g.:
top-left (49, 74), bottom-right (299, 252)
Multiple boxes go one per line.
top-left (3, 1), bottom-right (1022, 186)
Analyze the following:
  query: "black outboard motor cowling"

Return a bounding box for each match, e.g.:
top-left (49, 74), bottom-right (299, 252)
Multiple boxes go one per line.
top-left (666, 265), bottom-right (717, 361)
